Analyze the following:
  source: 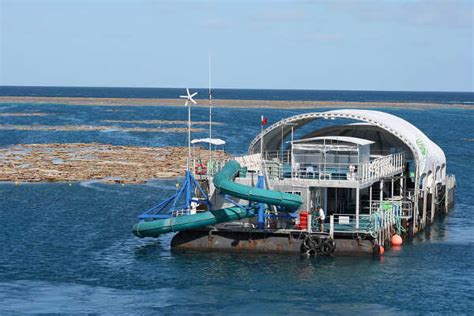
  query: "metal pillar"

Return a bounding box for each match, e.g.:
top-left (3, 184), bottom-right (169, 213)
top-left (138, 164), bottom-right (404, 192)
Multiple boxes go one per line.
top-left (329, 215), bottom-right (334, 239)
top-left (369, 185), bottom-right (373, 215)
top-left (356, 187), bottom-right (360, 229)
top-left (431, 173), bottom-right (436, 223)
top-left (391, 178), bottom-right (394, 199)
top-left (445, 177), bottom-right (449, 214)
top-left (422, 189), bottom-right (428, 229)
top-left (257, 175), bottom-right (265, 229)
top-left (290, 126), bottom-right (294, 180)
top-left (413, 170), bottom-right (420, 235)
top-left (185, 170), bottom-right (191, 210)
top-left (187, 103), bottom-right (191, 171)
top-left (379, 180), bottom-right (383, 204)
top-left (400, 175), bottom-right (404, 198)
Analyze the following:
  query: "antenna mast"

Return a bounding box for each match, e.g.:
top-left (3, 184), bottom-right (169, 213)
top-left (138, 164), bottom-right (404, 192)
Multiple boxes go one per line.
top-left (208, 54), bottom-right (212, 171)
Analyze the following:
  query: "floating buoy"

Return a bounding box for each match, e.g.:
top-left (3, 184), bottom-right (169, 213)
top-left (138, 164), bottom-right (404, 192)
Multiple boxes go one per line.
top-left (391, 234), bottom-right (403, 246)
top-left (380, 245), bottom-right (385, 255)
top-left (373, 244), bottom-right (385, 257)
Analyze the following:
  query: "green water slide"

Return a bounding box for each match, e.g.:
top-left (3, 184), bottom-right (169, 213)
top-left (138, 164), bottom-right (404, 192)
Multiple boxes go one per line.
top-left (132, 206), bottom-right (254, 238)
top-left (213, 160), bottom-right (302, 211)
top-left (132, 160), bottom-right (302, 238)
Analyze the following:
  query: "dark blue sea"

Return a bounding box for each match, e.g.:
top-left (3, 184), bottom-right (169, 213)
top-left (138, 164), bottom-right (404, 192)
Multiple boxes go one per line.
top-left (0, 88), bottom-right (473, 314)
top-left (1, 85), bottom-right (474, 104)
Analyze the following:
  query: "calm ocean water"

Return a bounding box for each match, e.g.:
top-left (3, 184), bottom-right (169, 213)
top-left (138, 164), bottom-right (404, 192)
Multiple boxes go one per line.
top-left (0, 88), bottom-right (473, 314)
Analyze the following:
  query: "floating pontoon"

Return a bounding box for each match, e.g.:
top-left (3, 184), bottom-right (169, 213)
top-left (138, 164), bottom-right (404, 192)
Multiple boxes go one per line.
top-left (133, 109), bottom-right (456, 257)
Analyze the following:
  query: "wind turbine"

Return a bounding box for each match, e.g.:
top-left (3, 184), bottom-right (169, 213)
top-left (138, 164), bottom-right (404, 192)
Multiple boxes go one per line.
top-left (180, 88), bottom-right (198, 170)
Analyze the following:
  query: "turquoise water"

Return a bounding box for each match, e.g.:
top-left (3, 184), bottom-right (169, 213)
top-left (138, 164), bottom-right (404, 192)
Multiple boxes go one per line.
top-left (0, 101), bottom-right (473, 314)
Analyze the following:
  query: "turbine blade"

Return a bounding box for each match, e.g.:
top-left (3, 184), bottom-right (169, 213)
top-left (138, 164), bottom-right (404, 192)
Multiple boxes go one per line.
top-left (191, 98), bottom-right (197, 104)
top-left (190, 92), bottom-right (198, 98)
top-left (185, 100), bottom-right (189, 106)
top-left (186, 88), bottom-right (190, 97)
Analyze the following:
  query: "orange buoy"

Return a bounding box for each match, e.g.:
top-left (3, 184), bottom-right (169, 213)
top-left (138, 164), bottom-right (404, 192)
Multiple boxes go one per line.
top-left (379, 245), bottom-right (385, 255)
top-left (391, 234), bottom-right (403, 246)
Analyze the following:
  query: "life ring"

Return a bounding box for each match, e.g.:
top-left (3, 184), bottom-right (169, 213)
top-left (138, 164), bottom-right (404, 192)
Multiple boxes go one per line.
top-left (195, 163), bottom-right (207, 175)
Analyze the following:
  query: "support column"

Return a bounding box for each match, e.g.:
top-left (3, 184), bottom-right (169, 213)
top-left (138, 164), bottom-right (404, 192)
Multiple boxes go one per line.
top-left (369, 185), bottom-right (373, 215)
top-left (413, 171), bottom-right (419, 236)
top-left (329, 215), bottom-right (334, 239)
top-left (379, 180), bottom-right (384, 204)
top-left (323, 188), bottom-right (328, 214)
top-left (257, 175), bottom-right (265, 229)
top-left (391, 178), bottom-right (394, 199)
top-left (422, 188), bottom-right (428, 229)
top-left (356, 187), bottom-right (360, 229)
top-left (400, 176), bottom-right (404, 198)
top-left (445, 179), bottom-right (449, 214)
top-left (185, 171), bottom-right (191, 210)
top-left (431, 174), bottom-right (436, 223)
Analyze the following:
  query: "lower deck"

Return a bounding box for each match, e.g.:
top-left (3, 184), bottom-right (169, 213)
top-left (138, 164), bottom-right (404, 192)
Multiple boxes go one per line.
top-left (171, 227), bottom-right (380, 256)
top-left (171, 180), bottom-right (455, 257)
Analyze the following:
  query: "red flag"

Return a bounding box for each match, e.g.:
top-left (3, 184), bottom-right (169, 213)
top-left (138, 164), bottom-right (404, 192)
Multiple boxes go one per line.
top-left (261, 115), bottom-right (268, 126)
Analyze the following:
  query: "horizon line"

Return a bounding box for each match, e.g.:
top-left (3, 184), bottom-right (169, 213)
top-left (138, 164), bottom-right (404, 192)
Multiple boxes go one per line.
top-left (1, 84), bottom-right (473, 94)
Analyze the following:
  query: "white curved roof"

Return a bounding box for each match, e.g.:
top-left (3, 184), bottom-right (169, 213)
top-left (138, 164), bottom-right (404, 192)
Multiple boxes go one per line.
top-left (292, 136), bottom-right (375, 146)
top-left (249, 109), bottom-right (446, 180)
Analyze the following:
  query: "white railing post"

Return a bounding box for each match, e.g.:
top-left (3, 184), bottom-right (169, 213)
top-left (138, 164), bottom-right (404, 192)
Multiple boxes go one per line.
top-left (330, 215), bottom-right (334, 239)
top-left (307, 214), bottom-right (312, 233)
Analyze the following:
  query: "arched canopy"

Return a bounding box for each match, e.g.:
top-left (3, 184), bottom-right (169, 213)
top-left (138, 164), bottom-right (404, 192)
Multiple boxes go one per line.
top-left (299, 123), bottom-right (413, 160)
top-left (248, 110), bottom-right (446, 184)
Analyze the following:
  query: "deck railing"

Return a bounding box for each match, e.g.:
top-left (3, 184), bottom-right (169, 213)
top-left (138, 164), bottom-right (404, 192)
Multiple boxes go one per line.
top-left (359, 153), bottom-right (404, 184)
top-left (326, 201), bottom-right (408, 244)
top-left (192, 158), bottom-right (229, 177)
top-left (263, 152), bottom-right (404, 183)
top-left (370, 200), bottom-right (413, 219)
top-left (193, 152), bottom-right (404, 187)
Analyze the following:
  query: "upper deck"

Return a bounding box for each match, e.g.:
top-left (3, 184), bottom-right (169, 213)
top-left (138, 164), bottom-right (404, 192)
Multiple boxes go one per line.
top-left (236, 136), bottom-right (405, 189)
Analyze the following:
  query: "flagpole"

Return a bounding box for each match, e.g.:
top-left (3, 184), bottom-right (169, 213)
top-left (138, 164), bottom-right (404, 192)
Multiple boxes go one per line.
top-left (260, 115), bottom-right (264, 174)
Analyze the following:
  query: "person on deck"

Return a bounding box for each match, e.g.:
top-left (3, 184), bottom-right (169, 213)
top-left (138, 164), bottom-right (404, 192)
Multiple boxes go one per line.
top-left (316, 206), bottom-right (326, 232)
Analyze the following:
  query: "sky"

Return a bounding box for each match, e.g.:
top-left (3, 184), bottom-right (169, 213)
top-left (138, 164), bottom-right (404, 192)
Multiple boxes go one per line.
top-left (0, 0), bottom-right (473, 92)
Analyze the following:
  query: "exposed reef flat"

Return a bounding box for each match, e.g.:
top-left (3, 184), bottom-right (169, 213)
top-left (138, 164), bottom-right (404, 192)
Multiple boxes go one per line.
top-left (101, 119), bottom-right (223, 125)
top-left (0, 96), bottom-right (471, 109)
top-left (0, 124), bottom-right (204, 133)
top-left (0, 112), bottom-right (50, 117)
top-left (0, 143), bottom-right (227, 183)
